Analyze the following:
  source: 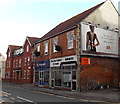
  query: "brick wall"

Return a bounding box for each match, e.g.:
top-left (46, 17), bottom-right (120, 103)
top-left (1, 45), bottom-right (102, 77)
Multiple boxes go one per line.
top-left (80, 56), bottom-right (119, 90)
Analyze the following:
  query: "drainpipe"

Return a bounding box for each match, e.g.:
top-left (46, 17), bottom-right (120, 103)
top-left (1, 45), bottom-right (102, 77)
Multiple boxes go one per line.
top-left (76, 23), bottom-right (81, 91)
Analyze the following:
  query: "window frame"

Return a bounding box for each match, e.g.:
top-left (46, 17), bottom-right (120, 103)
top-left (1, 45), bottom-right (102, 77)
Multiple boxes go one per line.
top-left (37, 43), bottom-right (40, 52)
top-left (44, 41), bottom-right (48, 55)
top-left (26, 45), bottom-right (29, 52)
top-left (53, 37), bottom-right (58, 53)
top-left (67, 31), bottom-right (74, 49)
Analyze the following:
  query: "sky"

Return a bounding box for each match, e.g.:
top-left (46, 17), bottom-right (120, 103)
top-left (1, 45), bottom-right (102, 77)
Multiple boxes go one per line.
top-left (0, 0), bottom-right (119, 57)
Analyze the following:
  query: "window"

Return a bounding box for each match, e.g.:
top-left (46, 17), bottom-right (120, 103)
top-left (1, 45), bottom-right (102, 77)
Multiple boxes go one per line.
top-left (24, 70), bottom-right (26, 79)
top-left (67, 32), bottom-right (74, 49)
top-left (16, 60), bottom-right (18, 67)
top-left (37, 44), bottom-right (40, 52)
top-left (27, 70), bottom-right (30, 79)
top-left (19, 59), bottom-right (21, 67)
top-left (55, 71), bottom-right (62, 86)
top-left (8, 51), bottom-right (10, 57)
top-left (12, 71), bottom-right (14, 79)
top-left (24, 57), bottom-right (27, 66)
top-left (53, 38), bottom-right (58, 52)
top-left (13, 60), bottom-right (15, 68)
top-left (28, 56), bottom-right (30, 65)
top-left (26, 45), bottom-right (29, 52)
top-left (44, 41), bottom-right (48, 55)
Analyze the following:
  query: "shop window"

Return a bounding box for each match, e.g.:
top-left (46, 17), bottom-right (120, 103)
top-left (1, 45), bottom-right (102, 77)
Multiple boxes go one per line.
top-left (44, 41), bottom-right (48, 55)
top-left (63, 71), bottom-right (72, 88)
top-left (55, 71), bottom-right (61, 86)
top-left (53, 38), bottom-right (58, 52)
top-left (72, 71), bottom-right (76, 80)
top-left (67, 32), bottom-right (74, 49)
top-left (35, 72), bottom-right (39, 83)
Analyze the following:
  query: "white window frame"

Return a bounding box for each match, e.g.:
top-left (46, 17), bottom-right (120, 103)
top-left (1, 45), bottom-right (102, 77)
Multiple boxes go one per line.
top-left (44, 41), bottom-right (48, 55)
top-left (53, 37), bottom-right (58, 53)
top-left (37, 43), bottom-right (40, 52)
top-left (67, 31), bottom-right (74, 49)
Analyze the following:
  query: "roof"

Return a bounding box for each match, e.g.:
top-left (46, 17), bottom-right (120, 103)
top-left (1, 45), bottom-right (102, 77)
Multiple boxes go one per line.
top-left (35, 1), bottom-right (104, 44)
top-left (8, 45), bottom-right (22, 51)
top-left (23, 36), bottom-right (40, 47)
top-left (27, 36), bottom-right (40, 44)
top-left (6, 45), bottom-right (22, 54)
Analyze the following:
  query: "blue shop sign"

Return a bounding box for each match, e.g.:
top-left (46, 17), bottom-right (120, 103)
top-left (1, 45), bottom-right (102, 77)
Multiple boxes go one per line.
top-left (35, 60), bottom-right (50, 71)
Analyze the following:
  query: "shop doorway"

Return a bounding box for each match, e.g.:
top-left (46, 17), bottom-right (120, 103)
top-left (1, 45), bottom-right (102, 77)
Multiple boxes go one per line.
top-left (71, 71), bottom-right (76, 91)
top-left (39, 71), bottom-right (44, 87)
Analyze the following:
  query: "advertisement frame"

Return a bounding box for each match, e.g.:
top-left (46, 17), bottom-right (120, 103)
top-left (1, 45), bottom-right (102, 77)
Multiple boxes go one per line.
top-left (80, 22), bottom-right (119, 58)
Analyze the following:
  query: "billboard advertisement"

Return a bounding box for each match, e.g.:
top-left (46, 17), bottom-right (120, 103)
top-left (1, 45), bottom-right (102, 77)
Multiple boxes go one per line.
top-left (81, 22), bottom-right (119, 57)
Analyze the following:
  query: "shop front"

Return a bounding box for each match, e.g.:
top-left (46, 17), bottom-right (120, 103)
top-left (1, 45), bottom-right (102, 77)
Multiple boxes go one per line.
top-left (34, 60), bottom-right (50, 87)
top-left (50, 55), bottom-right (77, 91)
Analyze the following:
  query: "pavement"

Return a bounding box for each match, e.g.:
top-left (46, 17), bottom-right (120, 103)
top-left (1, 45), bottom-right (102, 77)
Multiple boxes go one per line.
top-left (1, 82), bottom-right (120, 103)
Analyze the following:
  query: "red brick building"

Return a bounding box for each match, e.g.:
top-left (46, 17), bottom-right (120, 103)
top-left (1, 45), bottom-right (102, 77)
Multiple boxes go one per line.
top-left (33, 1), bottom-right (119, 91)
top-left (4, 36), bottom-right (40, 83)
top-left (4, 45), bottom-right (21, 82)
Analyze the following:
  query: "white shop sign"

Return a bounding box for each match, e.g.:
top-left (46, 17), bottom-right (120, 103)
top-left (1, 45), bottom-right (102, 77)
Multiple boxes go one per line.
top-left (50, 55), bottom-right (77, 67)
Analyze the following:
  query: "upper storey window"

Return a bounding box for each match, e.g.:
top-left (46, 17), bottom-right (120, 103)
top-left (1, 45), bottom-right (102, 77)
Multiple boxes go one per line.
top-left (26, 45), bottom-right (29, 52)
top-left (37, 43), bottom-right (40, 52)
top-left (8, 51), bottom-right (10, 57)
top-left (44, 41), bottom-right (48, 55)
top-left (67, 31), bottom-right (74, 49)
top-left (53, 37), bottom-right (58, 53)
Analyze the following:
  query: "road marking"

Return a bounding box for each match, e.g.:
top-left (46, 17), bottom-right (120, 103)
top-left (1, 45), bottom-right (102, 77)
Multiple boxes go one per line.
top-left (47, 93), bottom-right (54, 96)
top-left (17, 96), bottom-right (34, 103)
top-left (1, 91), bottom-right (11, 95)
top-left (80, 98), bottom-right (103, 102)
top-left (56, 95), bottom-right (75, 100)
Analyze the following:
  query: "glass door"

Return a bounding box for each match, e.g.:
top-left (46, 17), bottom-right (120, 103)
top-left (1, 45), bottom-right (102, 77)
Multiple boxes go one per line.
top-left (39, 71), bottom-right (44, 87)
top-left (71, 70), bottom-right (76, 91)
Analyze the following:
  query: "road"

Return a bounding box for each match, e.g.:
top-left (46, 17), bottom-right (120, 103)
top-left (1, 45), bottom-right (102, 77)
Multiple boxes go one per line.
top-left (1, 82), bottom-right (85, 103)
